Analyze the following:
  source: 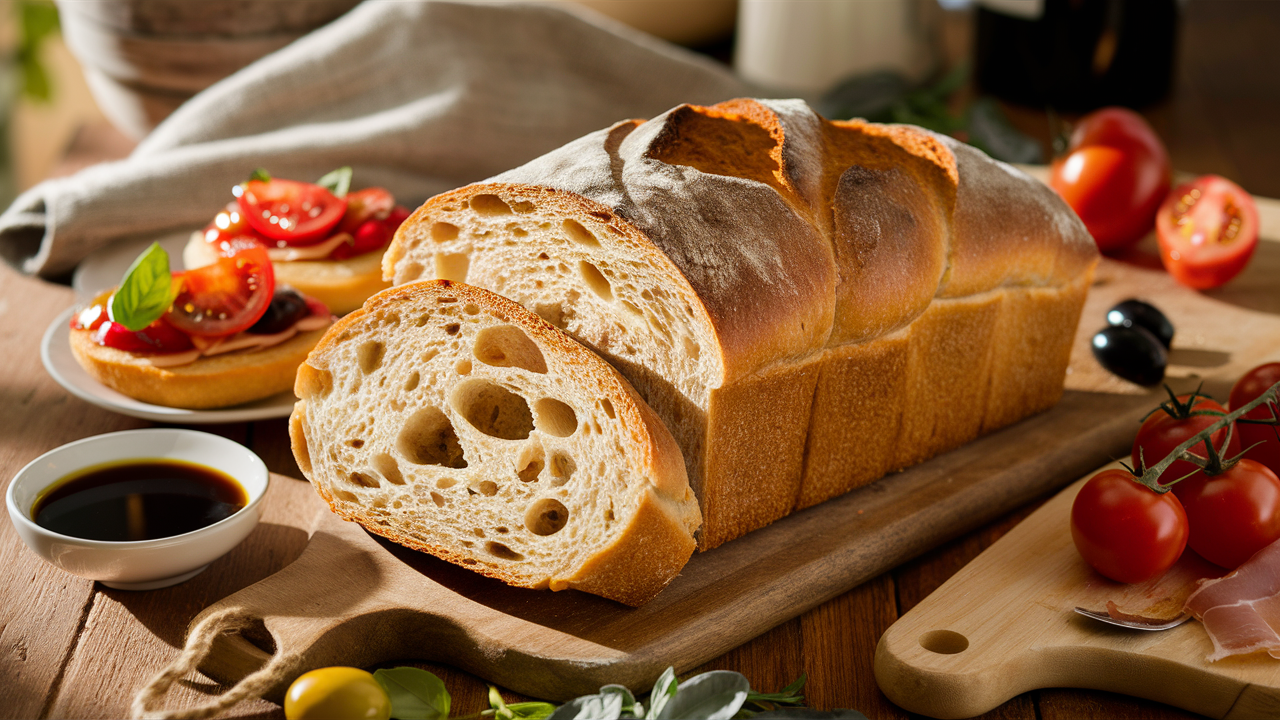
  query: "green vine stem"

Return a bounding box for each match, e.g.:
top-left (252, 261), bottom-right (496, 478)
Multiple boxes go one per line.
top-left (1130, 380), bottom-right (1280, 493)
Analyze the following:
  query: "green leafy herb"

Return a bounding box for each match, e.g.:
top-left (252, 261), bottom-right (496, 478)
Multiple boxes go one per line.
top-left (646, 666), bottom-right (677, 719)
top-left (375, 667), bottom-right (450, 720)
top-left (653, 670), bottom-right (748, 720)
top-left (317, 166), bottom-right (353, 198)
top-left (249, 168), bottom-right (272, 183)
top-left (483, 701), bottom-right (556, 720)
top-left (742, 673), bottom-right (806, 713)
top-left (107, 242), bottom-right (177, 332)
top-left (17, 0), bottom-right (59, 102)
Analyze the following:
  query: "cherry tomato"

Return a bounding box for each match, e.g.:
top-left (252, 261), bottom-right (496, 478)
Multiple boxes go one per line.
top-left (331, 205), bottom-right (411, 261)
top-left (1155, 175), bottom-right (1259, 290)
top-left (1070, 469), bottom-right (1188, 583)
top-left (1133, 394), bottom-right (1239, 489)
top-left (199, 205), bottom-right (266, 252)
top-left (237, 178), bottom-right (346, 246)
top-left (338, 188), bottom-right (397, 234)
top-left (93, 318), bottom-right (194, 354)
top-left (1049, 107), bottom-right (1171, 252)
top-left (164, 241), bottom-right (274, 337)
top-left (284, 667), bottom-right (390, 720)
top-left (1175, 459), bottom-right (1280, 569)
top-left (1230, 363), bottom-right (1280, 476)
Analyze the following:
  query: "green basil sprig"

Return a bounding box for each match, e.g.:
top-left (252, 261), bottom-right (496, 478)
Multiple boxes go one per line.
top-left (107, 242), bottom-right (178, 332)
top-left (316, 166), bottom-right (353, 198)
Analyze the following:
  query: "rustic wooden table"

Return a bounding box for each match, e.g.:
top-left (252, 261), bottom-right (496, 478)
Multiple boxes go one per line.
top-left (3, 2), bottom-right (1279, 718)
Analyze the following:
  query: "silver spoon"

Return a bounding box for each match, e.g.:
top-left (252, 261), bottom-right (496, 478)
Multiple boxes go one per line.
top-left (1074, 607), bottom-right (1192, 631)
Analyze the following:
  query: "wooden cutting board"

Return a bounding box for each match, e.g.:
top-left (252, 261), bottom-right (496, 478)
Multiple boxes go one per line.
top-left (874, 466), bottom-right (1280, 720)
top-left (194, 194), bottom-right (1280, 703)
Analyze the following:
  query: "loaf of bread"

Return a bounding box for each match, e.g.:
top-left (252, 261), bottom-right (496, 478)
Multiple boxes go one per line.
top-left (383, 98), bottom-right (1100, 550)
top-left (289, 279), bottom-right (700, 605)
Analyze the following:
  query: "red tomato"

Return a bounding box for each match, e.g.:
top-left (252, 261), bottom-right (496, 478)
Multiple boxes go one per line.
top-left (93, 318), bottom-right (194, 354)
top-left (1049, 108), bottom-right (1171, 252)
top-left (1155, 175), bottom-right (1259, 290)
top-left (330, 205), bottom-right (411, 261)
top-left (164, 242), bottom-right (274, 337)
top-left (1133, 394), bottom-right (1239, 490)
top-left (1175, 459), bottom-right (1280, 569)
top-left (200, 205), bottom-right (266, 251)
top-left (237, 178), bottom-right (346, 246)
top-left (338, 188), bottom-right (396, 234)
top-left (1230, 363), bottom-right (1280, 476)
top-left (1070, 469), bottom-right (1188, 583)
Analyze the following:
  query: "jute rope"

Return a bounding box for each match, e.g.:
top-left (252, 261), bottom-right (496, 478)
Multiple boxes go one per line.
top-left (131, 608), bottom-right (303, 720)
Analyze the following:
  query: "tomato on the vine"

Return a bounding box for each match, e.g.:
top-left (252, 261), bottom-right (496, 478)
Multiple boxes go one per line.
top-left (1175, 459), bottom-right (1280, 569)
top-left (165, 240), bottom-right (274, 337)
top-left (1229, 362), bottom-right (1280, 476)
top-left (1070, 468), bottom-right (1188, 583)
top-left (1133, 393), bottom-right (1239, 489)
top-left (1155, 175), bottom-right (1259, 290)
top-left (237, 177), bottom-right (347, 246)
top-left (1049, 107), bottom-right (1171, 253)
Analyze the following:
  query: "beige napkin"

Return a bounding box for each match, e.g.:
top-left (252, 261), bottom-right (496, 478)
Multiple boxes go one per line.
top-left (0, 0), bottom-right (750, 278)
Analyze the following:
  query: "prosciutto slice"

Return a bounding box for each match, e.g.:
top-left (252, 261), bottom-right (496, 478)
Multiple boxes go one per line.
top-left (1094, 551), bottom-right (1222, 623)
top-left (1184, 539), bottom-right (1280, 661)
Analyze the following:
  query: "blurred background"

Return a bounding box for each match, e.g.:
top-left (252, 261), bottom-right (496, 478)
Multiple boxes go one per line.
top-left (2, 0), bottom-right (1278, 200)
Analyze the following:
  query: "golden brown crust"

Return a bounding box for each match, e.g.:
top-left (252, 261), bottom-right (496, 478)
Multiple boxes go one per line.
top-left (69, 326), bottom-right (329, 409)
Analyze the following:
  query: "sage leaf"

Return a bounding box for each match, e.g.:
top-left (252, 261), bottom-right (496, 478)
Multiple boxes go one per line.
top-left (317, 166), bottom-right (353, 198)
top-left (107, 242), bottom-right (175, 332)
top-left (373, 667), bottom-right (450, 720)
top-left (546, 690), bottom-right (624, 720)
top-left (600, 684), bottom-right (636, 715)
top-left (646, 667), bottom-right (677, 719)
top-left (652, 670), bottom-right (749, 720)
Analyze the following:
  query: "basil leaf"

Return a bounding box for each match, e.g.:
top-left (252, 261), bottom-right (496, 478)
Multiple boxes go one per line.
top-left (646, 667), bottom-right (677, 719)
top-left (317, 166), bottom-right (353, 198)
top-left (108, 242), bottom-right (175, 332)
top-left (249, 168), bottom-right (272, 183)
top-left (374, 667), bottom-right (450, 720)
top-left (652, 670), bottom-right (748, 720)
top-left (504, 701), bottom-right (557, 720)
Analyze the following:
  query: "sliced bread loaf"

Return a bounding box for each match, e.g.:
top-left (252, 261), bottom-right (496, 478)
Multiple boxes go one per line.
top-left (289, 279), bottom-right (700, 605)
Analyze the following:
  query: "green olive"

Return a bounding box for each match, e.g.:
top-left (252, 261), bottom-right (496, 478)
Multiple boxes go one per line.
top-left (284, 667), bottom-right (392, 720)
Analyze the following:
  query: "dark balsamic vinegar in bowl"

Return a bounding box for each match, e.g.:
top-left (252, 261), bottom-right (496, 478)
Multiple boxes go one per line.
top-left (32, 459), bottom-right (247, 542)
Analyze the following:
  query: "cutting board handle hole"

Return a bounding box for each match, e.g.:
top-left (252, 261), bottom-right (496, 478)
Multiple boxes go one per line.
top-left (919, 629), bottom-right (968, 655)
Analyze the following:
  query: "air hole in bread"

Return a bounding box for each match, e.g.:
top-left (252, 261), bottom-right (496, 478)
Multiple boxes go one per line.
top-left (580, 261), bottom-right (613, 301)
top-left (348, 439), bottom-right (364, 448)
top-left (452, 379), bottom-right (534, 441)
top-left (421, 349), bottom-right (438, 363)
top-left (682, 335), bottom-right (701, 360)
top-left (563, 219), bottom-right (600, 248)
top-left (456, 360), bottom-right (472, 375)
top-left (436, 477), bottom-right (456, 489)
top-left (534, 302), bottom-right (567, 330)
top-left (537, 252), bottom-right (549, 260)
top-left (513, 227), bottom-right (529, 237)
top-left (371, 497), bottom-right (386, 509)
top-left (473, 325), bottom-right (548, 373)
top-left (477, 480), bottom-right (498, 496)
top-left (348, 472), bottom-right (379, 489)
top-left (486, 542), bottom-right (523, 561)
top-left (445, 323), bottom-right (461, 335)
top-left (372, 452), bottom-right (405, 485)
top-left (496, 526), bottom-right (509, 534)
top-left (526, 498), bottom-right (569, 536)
top-left (400, 261), bottom-right (424, 281)
top-left (549, 452), bottom-right (575, 485)
top-left (431, 222), bottom-right (459, 242)
top-left (404, 371), bottom-right (420, 392)
top-left (397, 407), bottom-right (468, 468)
top-left (534, 398), bottom-right (577, 437)
top-left (518, 459), bottom-right (543, 483)
top-left (473, 527), bottom-right (486, 537)
top-left (430, 492), bottom-right (445, 507)
top-left (357, 341), bottom-right (385, 374)
top-left (621, 300), bottom-right (643, 317)
top-left (512, 200), bottom-right (535, 213)
top-left (463, 303), bottom-right (480, 315)
top-left (438, 296), bottom-right (457, 304)
top-left (600, 399), bottom-right (615, 419)
top-left (393, 500), bottom-right (403, 509)
top-left (435, 253), bottom-right (469, 282)
top-left (470, 194), bottom-right (512, 215)
top-left (334, 489), bottom-right (358, 503)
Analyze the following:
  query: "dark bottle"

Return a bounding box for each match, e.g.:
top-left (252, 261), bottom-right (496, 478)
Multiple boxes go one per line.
top-left (974, 0), bottom-right (1179, 110)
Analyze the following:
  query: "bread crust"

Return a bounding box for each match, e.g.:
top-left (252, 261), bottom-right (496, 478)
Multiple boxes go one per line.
top-left (290, 280), bottom-right (700, 606)
top-left (69, 325), bottom-right (329, 409)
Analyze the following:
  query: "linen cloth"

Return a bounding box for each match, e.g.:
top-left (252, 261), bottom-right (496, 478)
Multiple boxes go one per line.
top-left (0, 0), bottom-right (751, 277)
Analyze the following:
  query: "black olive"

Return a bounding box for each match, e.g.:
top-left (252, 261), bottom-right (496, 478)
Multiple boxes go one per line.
top-left (1106, 299), bottom-right (1174, 349)
top-left (248, 289), bottom-right (309, 335)
top-left (1092, 325), bottom-right (1168, 386)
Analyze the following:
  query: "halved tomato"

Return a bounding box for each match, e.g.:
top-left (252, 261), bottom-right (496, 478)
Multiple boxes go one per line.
top-left (1156, 175), bottom-right (1259, 290)
top-left (237, 178), bottom-right (346, 246)
top-left (165, 241), bottom-right (274, 337)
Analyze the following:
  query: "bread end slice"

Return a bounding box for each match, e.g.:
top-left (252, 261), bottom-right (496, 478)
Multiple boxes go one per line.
top-left (289, 280), bottom-right (699, 605)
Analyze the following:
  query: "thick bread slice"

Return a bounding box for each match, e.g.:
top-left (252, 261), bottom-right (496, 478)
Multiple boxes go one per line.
top-left (69, 326), bottom-right (328, 409)
top-left (383, 98), bottom-right (1098, 549)
top-left (184, 234), bottom-right (390, 315)
top-left (289, 279), bottom-right (700, 606)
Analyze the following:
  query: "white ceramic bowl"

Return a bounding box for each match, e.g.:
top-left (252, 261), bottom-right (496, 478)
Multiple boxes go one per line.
top-left (6, 429), bottom-right (269, 590)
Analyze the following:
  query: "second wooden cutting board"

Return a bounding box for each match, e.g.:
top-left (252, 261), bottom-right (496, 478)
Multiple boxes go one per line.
top-left (875, 465), bottom-right (1280, 720)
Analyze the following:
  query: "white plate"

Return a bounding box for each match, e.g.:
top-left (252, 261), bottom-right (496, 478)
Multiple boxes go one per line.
top-left (73, 230), bottom-right (194, 302)
top-left (42, 306), bottom-right (297, 424)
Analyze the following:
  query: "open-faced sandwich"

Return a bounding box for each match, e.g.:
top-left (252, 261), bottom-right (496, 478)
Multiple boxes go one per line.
top-left (69, 239), bottom-right (334, 409)
top-left (183, 167), bottom-right (411, 315)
